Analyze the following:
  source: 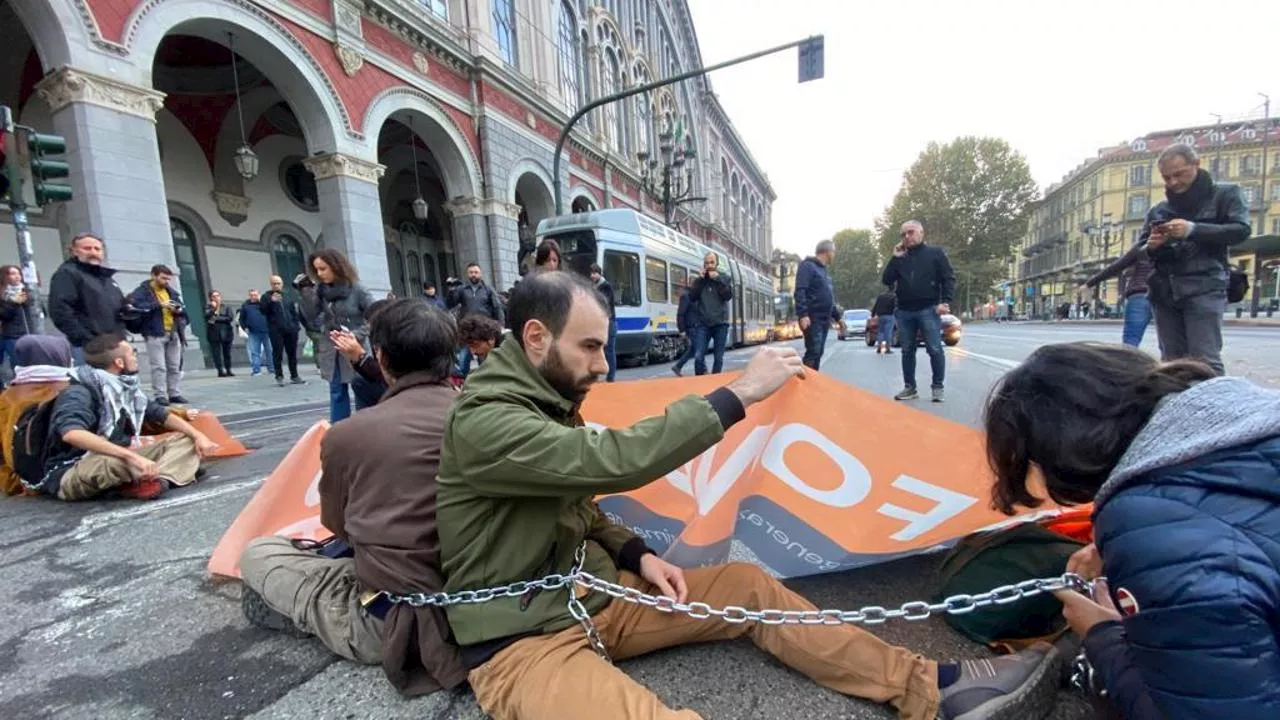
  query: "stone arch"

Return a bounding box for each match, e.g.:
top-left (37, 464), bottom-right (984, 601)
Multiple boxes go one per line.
top-left (568, 186), bottom-right (597, 213)
top-left (210, 85), bottom-right (288, 198)
top-left (3, 0), bottom-right (93, 70)
top-left (125, 0), bottom-right (351, 154)
top-left (507, 159), bottom-right (556, 209)
top-left (363, 88), bottom-right (482, 200)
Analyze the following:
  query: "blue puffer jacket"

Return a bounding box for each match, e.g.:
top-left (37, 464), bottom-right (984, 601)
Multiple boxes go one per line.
top-left (1084, 377), bottom-right (1280, 720)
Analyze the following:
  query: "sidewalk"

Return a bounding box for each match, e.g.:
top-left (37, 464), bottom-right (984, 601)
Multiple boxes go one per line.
top-left (1007, 316), bottom-right (1279, 327)
top-left (171, 364), bottom-right (332, 418)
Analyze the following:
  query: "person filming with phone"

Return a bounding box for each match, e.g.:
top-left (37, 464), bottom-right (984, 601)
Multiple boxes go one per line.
top-left (126, 264), bottom-right (189, 405)
top-left (1139, 143), bottom-right (1250, 375)
top-left (880, 220), bottom-right (955, 403)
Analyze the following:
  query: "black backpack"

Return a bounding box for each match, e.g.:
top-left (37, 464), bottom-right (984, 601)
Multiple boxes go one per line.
top-left (1227, 266), bottom-right (1249, 304)
top-left (11, 398), bottom-right (58, 487)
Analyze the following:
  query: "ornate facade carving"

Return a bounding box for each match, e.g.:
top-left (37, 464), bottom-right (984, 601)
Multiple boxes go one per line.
top-left (34, 68), bottom-right (166, 121)
top-left (334, 1), bottom-right (364, 36)
top-left (412, 52), bottom-right (430, 75)
top-left (211, 191), bottom-right (252, 226)
top-left (446, 197), bottom-right (522, 219)
top-left (334, 43), bottom-right (365, 77)
top-left (304, 153), bottom-right (386, 184)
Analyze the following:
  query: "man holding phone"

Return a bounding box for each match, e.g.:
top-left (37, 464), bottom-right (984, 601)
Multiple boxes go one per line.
top-left (126, 264), bottom-right (189, 405)
top-left (1139, 143), bottom-right (1250, 375)
top-left (880, 220), bottom-right (955, 402)
top-left (689, 252), bottom-right (734, 375)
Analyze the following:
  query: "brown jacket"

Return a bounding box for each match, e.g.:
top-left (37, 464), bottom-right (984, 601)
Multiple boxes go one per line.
top-left (1, 381), bottom-right (68, 495)
top-left (318, 372), bottom-right (466, 696)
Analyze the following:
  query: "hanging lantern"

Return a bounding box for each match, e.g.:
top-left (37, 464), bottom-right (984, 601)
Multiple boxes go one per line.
top-left (412, 196), bottom-right (429, 221)
top-left (233, 144), bottom-right (259, 181)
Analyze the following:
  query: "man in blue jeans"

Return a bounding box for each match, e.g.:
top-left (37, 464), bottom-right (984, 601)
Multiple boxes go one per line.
top-left (1082, 239), bottom-right (1156, 347)
top-left (880, 220), bottom-right (955, 403)
top-left (794, 240), bottom-right (838, 371)
top-left (237, 290), bottom-right (275, 376)
top-left (690, 252), bottom-right (734, 375)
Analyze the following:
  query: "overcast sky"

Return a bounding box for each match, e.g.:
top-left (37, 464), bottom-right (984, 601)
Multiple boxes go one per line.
top-left (686, 0), bottom-right (1280, 256)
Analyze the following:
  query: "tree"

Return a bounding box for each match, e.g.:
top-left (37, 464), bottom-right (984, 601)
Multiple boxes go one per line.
top-left (874, 136), bottom-right (1038, 308)
top-left (827, 228), bottom-right (885, 310)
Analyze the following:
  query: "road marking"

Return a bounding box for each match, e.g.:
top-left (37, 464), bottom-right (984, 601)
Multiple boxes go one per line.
top-left (71, 477), bottom-right (265, 542)
top-left (946, 346), bottom-right (1022, 371)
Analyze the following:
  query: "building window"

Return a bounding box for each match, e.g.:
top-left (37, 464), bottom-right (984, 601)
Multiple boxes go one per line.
top-left (280, 158), bottom-right (319, 212)
top-left (556, 2), bottom-right (581, 112)
top-left (406, 251), bottom-right (422, 292)
top-left (1272, 182), bottom-right (1280, 201)
top-left (1272, 217), bottom-right (1280, 235)
top-left (272, 234), bottom-right (306, 288)
top-left (417, 0), bottom-right (447, 19)
top-left (1241, 155), bottom-right (1259, 176)
top-left (492, 0), bottom-right (516, 65)
top-left (1129, 165), bottom-right (1148, 187)
top-left (645, 256), bottom-right (668, 303)
top-left (603, 49), bottom-right (622, 152)
top-left (604, 249), bottom-right (641, 306)
top-left (1242, 184), bottom-right (1259, 206)
top-left (1211, 157), bottom-right (1230, 179)
top-left (387, 243), bottom-right (406, 297)
top-left (1127, 194), bottom-right (1148, 219)
top-left (170, 218), bottom-right (209, 349)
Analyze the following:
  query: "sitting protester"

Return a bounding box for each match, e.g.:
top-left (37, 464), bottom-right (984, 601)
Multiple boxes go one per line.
top-left (457, 314), bottom-right (502, 365)
top-left (1, 335), bottom-right (74, 495)
top-left (239, 298), bottom-right (465, 696)
top-left (983, 342), bottom-right (1280, 720)
top-left (25, 334), bottom-right (218, 501)
top-left (436, 271), bottom-right (1060, 720)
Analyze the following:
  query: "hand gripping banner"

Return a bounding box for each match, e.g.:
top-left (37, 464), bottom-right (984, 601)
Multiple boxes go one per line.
top-left (208, 373), bottom-right (1059, 579)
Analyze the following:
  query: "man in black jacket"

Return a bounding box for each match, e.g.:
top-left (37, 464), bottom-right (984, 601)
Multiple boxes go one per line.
top-left (794, 240), bottom-right (838, 370)
top-left (47, 233), bottom-right (127, 365)
top-left (1141, 143), bottom-right (1249, 375)
top-left (263, 275), bottom-right (305, 387)
top-left (870, 289), bottom-right (897, 354)
top-left (670, 275), bottom-right (700, 377)
top-left (880, 220), bottom-right (955, 402)
top-left (691, 252), bottom-right (734, 375)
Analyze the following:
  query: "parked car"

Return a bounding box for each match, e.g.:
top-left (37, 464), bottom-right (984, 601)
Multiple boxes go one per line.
top-left (865, 313), bottom-right (963, 347)
top-left (837, 308), bottom-right (871, 341)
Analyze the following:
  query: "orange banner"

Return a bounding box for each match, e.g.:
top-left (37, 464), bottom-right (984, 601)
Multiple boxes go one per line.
top-left (208, 373), bottom-right (1060, 579)
top-left (133, 412), bottom-right (250, 459)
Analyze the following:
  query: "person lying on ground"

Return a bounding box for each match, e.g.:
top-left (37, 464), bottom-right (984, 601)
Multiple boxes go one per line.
top-left (435, 270), bottom-right (1061, 720)
top-left (30, 333), bottom-right (217, 501)
top-left (983, 342), bottom-right (1280, 720)
top-left (239, 298), bottom-right (465, 696)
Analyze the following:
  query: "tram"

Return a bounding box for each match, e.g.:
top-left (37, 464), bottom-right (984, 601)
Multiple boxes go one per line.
top-left (536, 209), bottom-right (776, 365)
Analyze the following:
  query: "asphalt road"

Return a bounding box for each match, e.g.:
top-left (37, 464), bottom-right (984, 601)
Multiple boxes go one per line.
top-left (3, 322), bottom-right (1274, 719)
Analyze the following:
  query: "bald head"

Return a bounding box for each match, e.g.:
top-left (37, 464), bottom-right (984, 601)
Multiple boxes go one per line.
top-left (900, 221), bottom-right (924, 248)
top-left (270, 275), bottom-right (284, 292)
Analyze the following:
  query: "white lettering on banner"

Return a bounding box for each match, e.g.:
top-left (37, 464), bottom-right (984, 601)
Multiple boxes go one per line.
top-left (273, 469), bottom-right (325, 539)
top-left (665, 425), bottom-right (773, 515)
top-left (878, 475), bottom-right (978, 542)
top-left (761, 423), bottom-right (871, 508)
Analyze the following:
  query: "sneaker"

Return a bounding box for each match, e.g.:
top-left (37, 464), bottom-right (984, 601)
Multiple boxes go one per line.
top-left (241, 587), bottom-right (308, 638)
top-left (290, 377), bottom-right (306, 385)
top-left (932, 387), bottom-right (945, 403)
top-left (276, 377), bottom-right (285, 387)
top-left (226, 371), bottom-right (236, 377)
top-left (939, 642), bottom-right (1061, 720)
top-left (117, 478), bottom-right (166, 500)
top-left (894, 387), bottom-right (919, 401)
top-left (153, 396), bottom-right (169, 406)
top-left (168, 395), bottom-right (189, 405)
top-left (671, 366), bottom-right (683, 377)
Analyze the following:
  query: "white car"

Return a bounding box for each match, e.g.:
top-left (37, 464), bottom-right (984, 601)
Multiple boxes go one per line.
top-left (837, 309), bottom-right (870, 340)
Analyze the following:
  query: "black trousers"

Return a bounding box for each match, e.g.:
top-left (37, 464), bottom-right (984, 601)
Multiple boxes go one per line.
top-left (211, 339), bottom-right (233, 374)
top-left (269, 328), bottom-right (300, 380)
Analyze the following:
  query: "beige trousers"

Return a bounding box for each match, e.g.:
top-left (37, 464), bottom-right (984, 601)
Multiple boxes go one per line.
top-left (56, 435), bottom-right (201, 501)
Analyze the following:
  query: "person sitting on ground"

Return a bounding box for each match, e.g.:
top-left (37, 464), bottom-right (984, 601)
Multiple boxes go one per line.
top-left (239, 298), bottom-right (466, 696)
top-left (28, 333), bottom-right (217, 501)
top-left (1, 335), bottom-right (74, 496)
top-left (436, 270), bottom-right (1059, 720)
top-left (457, 314), bottom-right (503, 366)
top-left (982, 342), bottom-right (1280, 720)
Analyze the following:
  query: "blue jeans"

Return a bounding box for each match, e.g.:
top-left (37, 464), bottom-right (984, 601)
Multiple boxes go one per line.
top-left (801, 320), bottom-right (829, 370)
top-left (876, 314), bottom-right (896, 346)
top-left (248, 331), bottom-right (275, 375)
top-left (895, 308), bottom-right (945, 389)
top-left (693, 323), bottom-right (729, 375)
top-left (329, 353), bottom-right (351, 423)
top-left (0, 337), bottom-right (18, 369)
top-left (605, 319), bottom-right (617, 382)
top-left (456, 346), bottom-right (473, 378)
top-left (671, 330), bottom-right (699, 373)
top-left (1121, 294), bottom-right (1152, 347)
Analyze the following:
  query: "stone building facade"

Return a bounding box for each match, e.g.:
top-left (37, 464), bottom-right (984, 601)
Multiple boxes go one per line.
top-left (0, 0), bottom-right (774, 365)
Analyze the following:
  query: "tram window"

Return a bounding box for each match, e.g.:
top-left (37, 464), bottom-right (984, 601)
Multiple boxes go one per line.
top-left (544, 230), bottom-right (597, 276)
top-left (604, 250), bottom-right (641, 307)
top-left (645, 256), bottom-right (669, 303)
top-left (672, 266), bottom-right (691, 299)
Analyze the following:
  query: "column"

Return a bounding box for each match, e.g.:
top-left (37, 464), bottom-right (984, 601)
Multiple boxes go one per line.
top-left (304, 152), bottom-right (391, 297)
top-left (446, 196), bottom-right (521, 290)
top-left (35, 68), bottom-right (175, 291)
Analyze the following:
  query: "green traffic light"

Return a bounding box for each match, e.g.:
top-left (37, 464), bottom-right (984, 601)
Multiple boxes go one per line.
top-left (30, 158), bottom-right (70, 180)
top-left (27, 132), bottom-right (67, 155)
top-left (35, 184), bottom-right (73, 204)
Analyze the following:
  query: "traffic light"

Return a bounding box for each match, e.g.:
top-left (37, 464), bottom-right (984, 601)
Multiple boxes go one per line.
top-left (798, 36), bottom-right (825, 83)
top-left (25, 130), bottom-right (72, 205)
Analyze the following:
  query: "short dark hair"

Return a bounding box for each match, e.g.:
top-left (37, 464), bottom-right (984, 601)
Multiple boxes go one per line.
top-left (534, 239), bottom-right (561, 267)
top-left (983, 342), bottom-right (1216, 515)
top-left (505, 270), bottom-right (609, 348)
top-left (589, 263), bottom-right (602, 275)
top-left (83, 333), bottom-right (128, 369)
top-left (466, 262), bottom-right (481, 270)
top-left (369, 298), bottom-right (456, 381)
top-left (71, 232), bottom-right (103, 247)
top-left (151, 264), bottom-right (174, 276)
top-left (459, 314), bottom-right (503, 345)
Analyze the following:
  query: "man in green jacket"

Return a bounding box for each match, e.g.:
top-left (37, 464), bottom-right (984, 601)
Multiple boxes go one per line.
top-left (436, 271), bottom-right (1060, 720)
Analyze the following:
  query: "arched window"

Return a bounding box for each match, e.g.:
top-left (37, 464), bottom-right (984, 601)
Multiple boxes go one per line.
top-left (556, 2), bottom-right (582, 112)
top-left (272, 234), bottom-right (306, 288)
top-left (720, 159), bottom-right (730, 222)
top-left (633, 63), bottom-right (653, 158)
top-left (171, 217), bottom-right (210, 354)
top-left (492, 0), bottom-right (516, 65)
top-left (603, 50), bottom-right (624, 152)
top-left (423, 252), bottom-right (439, 289)
top-left (387, 243), bottom-right (406, 297)
top-left (407, 251), bottom-right (422, 293)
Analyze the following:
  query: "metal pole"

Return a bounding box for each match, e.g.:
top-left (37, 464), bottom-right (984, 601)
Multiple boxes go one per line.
top-left (553, 36), bottom-right (819, 214)
top-left (1253, 94), bottom-right (1270, 317)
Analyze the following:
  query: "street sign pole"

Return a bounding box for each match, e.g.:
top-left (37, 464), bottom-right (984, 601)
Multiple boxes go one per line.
top-left (552, 35), bottom-right (825, 215)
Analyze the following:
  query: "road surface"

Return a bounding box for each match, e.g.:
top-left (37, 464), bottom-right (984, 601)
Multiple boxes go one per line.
top-left (3, 321), bottom-right (1273, 719)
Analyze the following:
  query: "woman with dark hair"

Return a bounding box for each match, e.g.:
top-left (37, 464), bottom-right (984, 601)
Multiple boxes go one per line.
top-left (204, 290), bottom-right (235, 377)
top-left (309, 248), bottom-right (372, 423)
top-left (983, 342), bottom-right (1280, 720)
top-left (0, 264), bottom-right (40, 371)
top-left (533, 238), bottom-right (560, 271)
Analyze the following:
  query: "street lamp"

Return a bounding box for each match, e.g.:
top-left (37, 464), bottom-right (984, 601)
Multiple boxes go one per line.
top-left (227, 33), bottom-right (259, 181)
top-left (1080, 212), bottom-right (1124, 315)
top-left (637, 122), bottom-right (704, 228)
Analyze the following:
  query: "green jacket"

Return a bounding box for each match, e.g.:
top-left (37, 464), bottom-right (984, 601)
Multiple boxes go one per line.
top-left (437, 340), bottom-right (736, 646)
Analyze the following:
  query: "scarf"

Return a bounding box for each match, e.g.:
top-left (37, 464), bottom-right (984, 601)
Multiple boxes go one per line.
top-left (11, 365), bottom-right (74, 385)
top-left (1165, 168), bottom-right (1215, 218)
top-left (73, 366), bottom-right (151, 440)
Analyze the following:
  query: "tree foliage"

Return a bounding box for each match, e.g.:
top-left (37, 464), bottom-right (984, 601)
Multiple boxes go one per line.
top-left (874, 136), bottom-right (1038, 304)
top-left (828, 228), bottom-right (885, 310)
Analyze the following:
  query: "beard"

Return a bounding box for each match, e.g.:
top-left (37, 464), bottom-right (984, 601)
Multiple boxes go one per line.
top-left (539, 343), bottom-right (598, 405)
